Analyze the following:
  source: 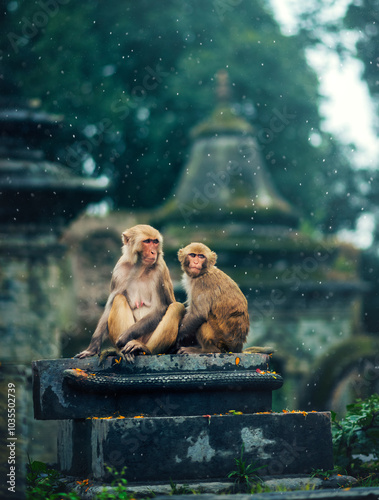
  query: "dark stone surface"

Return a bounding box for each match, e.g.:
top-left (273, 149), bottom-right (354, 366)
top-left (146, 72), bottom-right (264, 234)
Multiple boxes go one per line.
top-left (33, 354), bottom-right (281, 419)
top-left (154, 489), bottom-right (379, 500)
top-left (58, 412), bottom-right (333, 482)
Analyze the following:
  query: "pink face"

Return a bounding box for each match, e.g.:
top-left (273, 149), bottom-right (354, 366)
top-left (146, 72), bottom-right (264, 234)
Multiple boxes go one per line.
top-left (186, 252), bottom-right (206, 276)
top-left (141, 238), bottom-right (160, 265)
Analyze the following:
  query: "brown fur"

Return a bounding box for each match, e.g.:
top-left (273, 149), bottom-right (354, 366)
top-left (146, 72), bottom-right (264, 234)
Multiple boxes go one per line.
top-left (177, 242), bottom-right (250, 353)
top-left (75, 224), bottom-right (183, 359)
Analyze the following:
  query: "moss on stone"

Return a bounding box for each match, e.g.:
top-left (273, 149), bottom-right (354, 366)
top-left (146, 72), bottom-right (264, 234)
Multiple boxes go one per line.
top-left (190, 105), bottom-right (254, 138)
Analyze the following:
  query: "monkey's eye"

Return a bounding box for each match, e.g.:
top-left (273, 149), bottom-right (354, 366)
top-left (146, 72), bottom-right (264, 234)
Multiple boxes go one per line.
top-left (188, 253), bottom-right (196, 258)
top-left (143, 239), bottom-right (159, 244)
top-left (198, 254), bottom-right (205, 259)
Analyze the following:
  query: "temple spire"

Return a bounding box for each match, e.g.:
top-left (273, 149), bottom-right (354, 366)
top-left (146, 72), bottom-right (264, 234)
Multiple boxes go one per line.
top-left (216, 69), bottom-right (232, 104)
top-left (190, 70), bottom-right (253, 139)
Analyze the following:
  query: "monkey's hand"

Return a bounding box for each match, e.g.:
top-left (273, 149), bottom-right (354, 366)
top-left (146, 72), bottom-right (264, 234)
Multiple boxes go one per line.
top-left (121, 340), bottom-right (152, 363)
top-left (74, 348), bottom-right (99, 359)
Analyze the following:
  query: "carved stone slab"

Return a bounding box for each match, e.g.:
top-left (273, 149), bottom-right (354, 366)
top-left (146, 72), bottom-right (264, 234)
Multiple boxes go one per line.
top-left (32, 354), bottom-right (282, 419)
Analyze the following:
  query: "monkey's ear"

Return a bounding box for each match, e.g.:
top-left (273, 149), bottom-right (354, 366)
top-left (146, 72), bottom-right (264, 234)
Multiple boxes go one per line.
top-left (122, 231), bottom-right (130, 245)
top-left (177, 248), bottom-right (185, 263)
top-left (208, 251), bottom-right (217, 267)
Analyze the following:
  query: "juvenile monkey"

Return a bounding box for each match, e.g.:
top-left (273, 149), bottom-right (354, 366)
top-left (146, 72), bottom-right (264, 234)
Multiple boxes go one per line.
top-left (75, 224), bottom-right (185, 360)
top-left (176, 242), bottom-right (249, 353)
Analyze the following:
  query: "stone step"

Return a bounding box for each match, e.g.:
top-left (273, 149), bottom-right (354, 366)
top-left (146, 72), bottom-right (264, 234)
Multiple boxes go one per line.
top-left (58, 412), bottom-right (333, 482)
top-left (65, 475), bottom-right (360, 498)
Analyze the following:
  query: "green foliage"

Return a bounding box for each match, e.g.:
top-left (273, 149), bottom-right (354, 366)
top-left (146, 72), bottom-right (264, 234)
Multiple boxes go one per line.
top-left (332, 394), bottom-right (379, 476)
top-left (26, 459), bottom-right (80, 500)
top-left (310, 468), bottom-right (334, 480)
top-left (95, 466), bottom-right (133, 500)
top-left (295, 1), bottom-right (379, 233)
top-left (26, 461), bottom-right (135, 500)
top-left (227, 444), bottom-right (266, 492)
top-left (357, 474), bottom-right (379, 488)
top-left (344, 0), bottom-right (379, 99)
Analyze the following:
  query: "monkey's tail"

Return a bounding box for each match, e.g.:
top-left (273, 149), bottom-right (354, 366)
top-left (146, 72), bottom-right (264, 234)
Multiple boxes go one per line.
top-left (243, 346), bottom-right (275, 355)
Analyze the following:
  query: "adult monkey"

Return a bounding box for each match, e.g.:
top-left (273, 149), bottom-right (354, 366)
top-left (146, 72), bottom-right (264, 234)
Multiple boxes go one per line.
top-left (75, 224), bottom-right (185, 360)
top-left (176, 242), bottom-right (250, 354)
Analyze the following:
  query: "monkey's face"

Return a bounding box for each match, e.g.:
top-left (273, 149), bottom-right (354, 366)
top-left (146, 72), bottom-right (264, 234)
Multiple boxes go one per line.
top-left (179, 242), bottom-right (217, 277)
top-left (141, 238), bottom-right (160, 266)
top-left (122, 225), bottom-right (163, 266)
top-left (185, 252), bottom-right (206, 277)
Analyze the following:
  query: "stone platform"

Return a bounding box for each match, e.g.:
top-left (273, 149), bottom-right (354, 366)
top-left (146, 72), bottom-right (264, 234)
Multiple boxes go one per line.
top-left (32, 353), bottom-right (282, 419)
top-left (32, 354), bottom-right (333, 483)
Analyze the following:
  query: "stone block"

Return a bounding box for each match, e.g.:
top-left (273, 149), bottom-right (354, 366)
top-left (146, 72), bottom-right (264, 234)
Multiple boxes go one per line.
top-left (58, 412), bottom-right (333, 482)
top-left (32, 354), bottom-right (282, 419)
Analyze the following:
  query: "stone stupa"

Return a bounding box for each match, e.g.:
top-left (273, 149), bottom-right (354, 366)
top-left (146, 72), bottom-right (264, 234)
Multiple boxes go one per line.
top-left (153, 71), bottom-right (364, 410)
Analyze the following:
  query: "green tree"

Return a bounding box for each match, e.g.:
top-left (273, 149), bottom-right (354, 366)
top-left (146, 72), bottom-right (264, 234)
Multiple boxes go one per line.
top-left (0, 0), bottom-right (351, 230)
top-left (279, 0), bottom-right (379, 233)
top-left (344, 0), bottom-right (379, 100)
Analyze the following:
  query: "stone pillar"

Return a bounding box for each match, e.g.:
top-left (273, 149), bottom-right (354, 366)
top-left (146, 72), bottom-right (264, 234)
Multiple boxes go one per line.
top-left (0, 365), bottom-right (28, 499)
top-left (0, 238), bottom-right (68, 473)
top-left (0, 99), bottom-right (106, 494)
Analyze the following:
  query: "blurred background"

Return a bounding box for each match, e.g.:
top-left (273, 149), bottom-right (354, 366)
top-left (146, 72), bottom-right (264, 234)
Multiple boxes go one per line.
top-left (0, 0), bottom-right (379, 467)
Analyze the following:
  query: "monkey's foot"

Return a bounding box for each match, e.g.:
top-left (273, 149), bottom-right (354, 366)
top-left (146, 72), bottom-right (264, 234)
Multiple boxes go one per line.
top-left (74, 349), bottom-right (98, 359)
top-left (121, 340), bottom-right (151, 362)
top-left (177, 346), bottom-right (202, 354)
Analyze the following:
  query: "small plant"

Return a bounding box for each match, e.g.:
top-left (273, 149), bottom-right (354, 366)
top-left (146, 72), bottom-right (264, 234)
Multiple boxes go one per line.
top-left (357, 473), bottom-right (379, 488)
top-left (332, 394), bottom-right (379, 476)
top-left (249, 482), bottom-right (272, 494)
top-left (310, 468), bottom-right (335, 480)
top-left (26, 458), bottom-right (80, 500)
top-left (95, 466), bottom-right (132, 500)
top-left (168, 479), bottom-right (195, 495)
top-left (227, 444), bottom-right (266, 492)
top-left (228, 410), bottom-right (243, 415)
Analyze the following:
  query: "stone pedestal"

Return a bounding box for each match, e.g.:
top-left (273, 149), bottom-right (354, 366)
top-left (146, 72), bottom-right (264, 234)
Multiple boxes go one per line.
top-left (33, 354), bottom-right (280, 419)
top-left (58, 412), bottom-right (332, 482)
top-left (33, 354), bottom-right (333, 484)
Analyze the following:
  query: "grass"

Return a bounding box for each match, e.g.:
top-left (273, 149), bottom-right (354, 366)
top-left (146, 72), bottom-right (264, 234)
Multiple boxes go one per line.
top-left (227, 444), bottom-right (266, 492)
